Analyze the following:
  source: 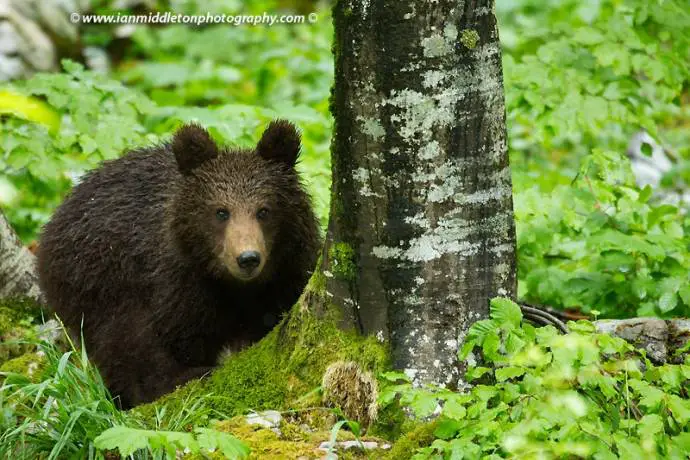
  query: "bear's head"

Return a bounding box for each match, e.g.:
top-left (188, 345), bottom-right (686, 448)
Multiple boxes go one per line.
top-left (167, 120), bottom-right (306, 283)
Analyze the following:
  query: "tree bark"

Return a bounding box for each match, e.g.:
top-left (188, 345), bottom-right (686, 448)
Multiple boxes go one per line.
top-left (312, 0), bottom-right (515, 389)
top-left (0, 208), bottom-right (42, 303)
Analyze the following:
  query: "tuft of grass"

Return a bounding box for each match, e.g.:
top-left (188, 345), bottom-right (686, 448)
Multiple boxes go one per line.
top-left (0, 323), bottom-right (224, 459)
top-left (0, 330), bottom-right (137, 459)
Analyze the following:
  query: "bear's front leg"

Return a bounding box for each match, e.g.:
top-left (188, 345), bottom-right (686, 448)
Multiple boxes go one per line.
top-left (93, 327), bottom-right (213, 409)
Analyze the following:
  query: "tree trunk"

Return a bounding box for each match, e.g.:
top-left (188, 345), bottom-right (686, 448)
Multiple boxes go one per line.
top-left (0, 209), bottom-right (42, 303)
top-left (312, 0), bottom-right (515, 389)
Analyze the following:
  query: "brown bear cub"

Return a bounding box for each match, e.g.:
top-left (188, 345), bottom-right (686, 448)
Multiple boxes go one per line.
top-left (37, 120), bottom-right (321, 408)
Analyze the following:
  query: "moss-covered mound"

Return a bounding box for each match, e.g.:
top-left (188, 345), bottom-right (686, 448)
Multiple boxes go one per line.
top-left (0, 297), bottom-right (47, 371)
top-left (201, 416), bottom-right (390, 459)
top-left (138, 301), bottom-right (390, 421)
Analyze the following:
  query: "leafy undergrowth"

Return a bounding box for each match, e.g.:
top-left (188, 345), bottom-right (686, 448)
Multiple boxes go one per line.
top-left (380, 298), bottom-right (690, 459)
top-left (4, 295), bottom-right (690, 459)
top-left (0, 325), bottom-right (251, 459)
top-left (0, 290), bottom-right (389, 458)
top-left (0, 298), bottom-right (255, 459)
top-left (0, 333), bottom-right (134, 458)
top-left (516, 149), bottom-right (690, 318)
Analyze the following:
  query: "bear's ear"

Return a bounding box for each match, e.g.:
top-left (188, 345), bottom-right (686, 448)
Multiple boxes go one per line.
top-left (256, 120), bottom-right (301, 167)
top-left (171, 124), bottom-right (219, 175)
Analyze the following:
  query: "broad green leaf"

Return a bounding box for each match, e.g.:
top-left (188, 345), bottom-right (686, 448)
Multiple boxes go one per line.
top-left (442, 396), bottom-right (467, 420)
top-left (94, 426), bottom-right (151, 457)
top-left (196, 428), bottom-right (250, 459)
top-left (490, 297), bottom-right (523, 329)
top-left (434, 419), bottom-right (462, 439)
top-left (495, 366), bottom-right (526, 382)
top-left (0, 89), bottom-right (60, 133)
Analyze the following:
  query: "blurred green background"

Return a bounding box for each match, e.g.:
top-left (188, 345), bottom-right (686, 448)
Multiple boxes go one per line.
top-left (1, 0), bottom-right (689, 318)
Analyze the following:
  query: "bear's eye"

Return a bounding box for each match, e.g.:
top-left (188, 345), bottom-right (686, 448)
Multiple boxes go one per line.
top-left (256, 207), bottom-right (270, 220)
top-left (215, 208), bottom-right (230, 221)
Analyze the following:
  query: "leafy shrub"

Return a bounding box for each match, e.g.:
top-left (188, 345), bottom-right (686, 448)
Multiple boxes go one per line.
top-left (516, 149), bottom-right (690, 318)
top-left (1, 53), bottom-right (332, 241)
top-left (501, 0), bottom-right (690, 317)
top-left (0, 61), bottom-right (155, 240)
top-left (381, 298), bottom-right (690, 459)
top-left (500, 0), bottom-right (690, 156)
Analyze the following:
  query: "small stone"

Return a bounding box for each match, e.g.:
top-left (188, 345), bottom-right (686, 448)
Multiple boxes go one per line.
top-left (318, 440), bottom-right (385, 452)
top-left (595, 318), bottom-right (668, 364)
top-left (246, 409), bottom-right (282, 429)
top-left (299, 423), bottom-right (314, 433)
top-left (668, 319), bottom-right (690, 364)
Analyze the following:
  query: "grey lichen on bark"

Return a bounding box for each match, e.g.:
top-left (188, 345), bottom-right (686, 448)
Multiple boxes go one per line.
top-left (315, 0), bottom-right (515, 390)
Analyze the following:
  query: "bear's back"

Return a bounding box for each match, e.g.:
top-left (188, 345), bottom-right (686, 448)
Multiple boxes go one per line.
top-left (37, 147), bottom-right (178, 327)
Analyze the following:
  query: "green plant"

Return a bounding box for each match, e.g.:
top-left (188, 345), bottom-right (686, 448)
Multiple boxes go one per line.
top-left (0, 325), bottom-right (240, 459)
top-left (380, 298), bottom-right (690, 459)
top-left (1, 49), bottom-right (333, 242)
top-left (0, 332), bottom-right (136, 458)
top-left (0, 60), bottom-right (155, 241)
top-left (501, 0), bottom-right (690, 319)
top-left (516, 149), bottom-right (690, 318)
top-left (500, 0), bottom-right (690, 156)
top-left (94, 425), bottom-right (249, 459)
top-left (325, 407), bottom-right (369, 459)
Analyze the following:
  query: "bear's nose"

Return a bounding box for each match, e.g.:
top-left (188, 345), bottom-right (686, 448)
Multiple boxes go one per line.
top-left (237, 251), bottom-right (261, 271)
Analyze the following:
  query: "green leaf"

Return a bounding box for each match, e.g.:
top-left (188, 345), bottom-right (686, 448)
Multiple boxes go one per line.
top-left (94, 427), bottom-right (201, 457)
top-left (649, 205), bottom-right (678, 228)
top-left (495, 366), bottom-right (526, 382)
top-left (442, 396), bottom-right (467, 420)
top-left (659, 291), bottom-right (678, 313)
top-left (434, 418), bottom-right (462, 439)
top-left (614, 436), bottom-right (645, 458)
top-left (637, 414), bottom-right (664, 438)
top-left (326, 420), bottom-right (348, 457)
top-left (410, 393), bottom-right (439, 419)
top-left (671, 432), bottom-right (690, 454)
top-left (380, 371), bottom-right (411, 383)
top-left (483, 331), bottom-right (501, 361)
top-left (56, 351), bottom-right (73, 377)
top-left (0, 89), bottom-right (61, 133)
top-left (490, 297), bottom-right (523, 329)
top-left (573, 27), bottom-right (605, 45)
top-left (638, 185), bottom-right (653, 203)
top-left (94, 426), bottom-right (151, 457)
top-left (465, 366), bottom-right (492, 382)
top-left (668, 395), bottom-right (690, 425)
top-left (641, 142), bottom-right (653, 157)
top-left (678, 286), bottom-right (690, 306)
top-left (628, 379), bottom-right (664, 409)
top-left (196, 428), bottom-right (250, 459)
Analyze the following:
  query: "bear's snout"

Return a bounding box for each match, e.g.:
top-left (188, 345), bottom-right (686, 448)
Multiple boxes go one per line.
top-left (222, 213), bottom-right (269, 281)
top-left (237, 251), bottom-right (261, 272)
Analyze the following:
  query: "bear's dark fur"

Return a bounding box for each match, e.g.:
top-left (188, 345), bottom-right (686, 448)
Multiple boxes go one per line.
top-left (37, 121), bottom-right (321, 408)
